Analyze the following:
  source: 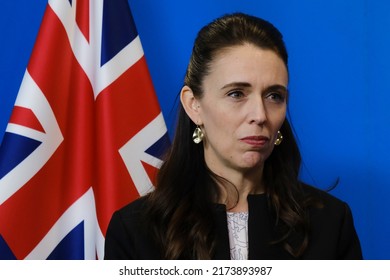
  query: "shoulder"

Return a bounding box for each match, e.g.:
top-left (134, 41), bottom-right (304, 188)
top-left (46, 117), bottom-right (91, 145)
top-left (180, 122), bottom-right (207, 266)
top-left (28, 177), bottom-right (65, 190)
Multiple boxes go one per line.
top-left (114, 195), bottom-right (150, 219)
top-left (104, 195), bottom-right (160, 259)
top-left (300, 183), bottom-right (363, 259)
top-left (300, 183), bottom-right (356, 240)
top-left (105, 195), bottom-right (150, 241)
top-left (301, 183), bottom-right (348, 212)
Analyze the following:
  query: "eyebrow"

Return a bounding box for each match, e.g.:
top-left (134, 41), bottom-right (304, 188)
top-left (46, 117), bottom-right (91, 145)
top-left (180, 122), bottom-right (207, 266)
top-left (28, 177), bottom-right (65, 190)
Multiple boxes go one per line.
top-left (220, 82), bottom-right (288, 93)
top-left (220, 82), bottom-right (252, 90)
top-left (267, 84), bottom-right (288, 94)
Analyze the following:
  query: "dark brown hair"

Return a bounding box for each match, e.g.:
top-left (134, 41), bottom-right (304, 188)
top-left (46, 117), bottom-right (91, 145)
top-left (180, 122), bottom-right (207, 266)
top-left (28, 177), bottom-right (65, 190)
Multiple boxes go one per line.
top-left (145, 12), bottom-right (312, 259)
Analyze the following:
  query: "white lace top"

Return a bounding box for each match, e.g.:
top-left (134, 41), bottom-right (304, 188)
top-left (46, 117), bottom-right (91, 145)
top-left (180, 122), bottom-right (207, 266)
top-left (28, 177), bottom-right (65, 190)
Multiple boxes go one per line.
top-left (226, 211), bottom-right (249, 260)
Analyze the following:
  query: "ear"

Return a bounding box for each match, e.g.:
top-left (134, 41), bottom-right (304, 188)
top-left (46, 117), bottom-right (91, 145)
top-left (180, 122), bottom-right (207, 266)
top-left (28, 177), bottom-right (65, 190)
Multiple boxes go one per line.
top-left (180, 85), bottom-right (202, 125)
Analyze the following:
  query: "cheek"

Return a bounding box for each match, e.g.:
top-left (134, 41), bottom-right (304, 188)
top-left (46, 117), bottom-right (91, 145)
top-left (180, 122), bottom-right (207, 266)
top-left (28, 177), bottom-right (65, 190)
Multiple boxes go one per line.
top-left (204, 114), bottom-right (232, 140)
top-left (202, 111), bottom-right (241, 150)
top-left (202, 105), bottom-right (233, 131)
top-left (270, 108), bottom-right (286, 129)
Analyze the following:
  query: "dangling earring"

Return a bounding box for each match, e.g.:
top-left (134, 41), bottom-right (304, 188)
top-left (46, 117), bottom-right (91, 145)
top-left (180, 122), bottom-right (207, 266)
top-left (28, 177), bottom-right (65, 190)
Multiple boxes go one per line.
top-left (192, 126), bottom-right (204, 144)
top-left (274, 130), bottom-right (283, 146)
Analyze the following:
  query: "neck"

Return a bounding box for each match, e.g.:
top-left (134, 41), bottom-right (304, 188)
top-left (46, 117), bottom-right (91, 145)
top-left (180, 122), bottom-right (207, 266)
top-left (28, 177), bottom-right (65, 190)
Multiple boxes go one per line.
top-left (210, 166), bottom-right (265, 212)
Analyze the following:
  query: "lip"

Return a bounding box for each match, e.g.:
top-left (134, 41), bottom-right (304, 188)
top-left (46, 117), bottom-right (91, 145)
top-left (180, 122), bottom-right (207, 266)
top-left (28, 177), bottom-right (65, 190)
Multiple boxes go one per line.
top-left (240, 135), bottom-right (269, 147)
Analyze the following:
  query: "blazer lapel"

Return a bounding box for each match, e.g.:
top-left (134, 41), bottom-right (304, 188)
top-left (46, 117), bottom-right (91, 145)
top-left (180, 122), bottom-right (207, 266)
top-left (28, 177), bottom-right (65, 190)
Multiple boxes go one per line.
top-left (247, 195), bottom-right (291, 259)
top-left (212, 204), bottom-right (231, 259)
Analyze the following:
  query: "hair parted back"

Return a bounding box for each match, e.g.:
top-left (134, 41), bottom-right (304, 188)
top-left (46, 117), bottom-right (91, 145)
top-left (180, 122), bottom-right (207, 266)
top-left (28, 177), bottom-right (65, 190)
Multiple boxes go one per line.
top-left (145, 12), bottom-right (314, 259)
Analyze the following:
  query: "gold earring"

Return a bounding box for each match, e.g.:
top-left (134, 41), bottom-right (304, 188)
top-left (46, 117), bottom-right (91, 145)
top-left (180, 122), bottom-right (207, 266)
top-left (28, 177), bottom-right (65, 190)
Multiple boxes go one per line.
top-left (192, 126), bottom-right (204, 144)
top-left (274, 130), bottom-right (283, 146)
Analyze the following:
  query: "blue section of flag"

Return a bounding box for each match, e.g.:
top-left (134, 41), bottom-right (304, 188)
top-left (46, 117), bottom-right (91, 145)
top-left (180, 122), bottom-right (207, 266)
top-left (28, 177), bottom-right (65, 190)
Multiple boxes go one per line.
top-left (0, 133), bottom-right (41, 179)
top-left (145, 132), bottom-right (170, 159)
top-left (0, 235), bottom-right (16, 260)
top-left (101, 0), bottom-right (138, 66)
top-left (47, 222), bottom-right (85, 260)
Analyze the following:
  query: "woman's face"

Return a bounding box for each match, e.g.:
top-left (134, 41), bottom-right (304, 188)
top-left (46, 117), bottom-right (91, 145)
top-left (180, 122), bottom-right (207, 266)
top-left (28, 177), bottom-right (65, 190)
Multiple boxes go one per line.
top-left (197, 44), bottom-right (288, 175)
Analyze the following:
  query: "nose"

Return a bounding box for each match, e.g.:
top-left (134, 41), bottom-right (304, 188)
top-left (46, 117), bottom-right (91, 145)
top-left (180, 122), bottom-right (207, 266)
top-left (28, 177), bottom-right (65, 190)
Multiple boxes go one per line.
top-left (248, 95), bottom-right (267, 125)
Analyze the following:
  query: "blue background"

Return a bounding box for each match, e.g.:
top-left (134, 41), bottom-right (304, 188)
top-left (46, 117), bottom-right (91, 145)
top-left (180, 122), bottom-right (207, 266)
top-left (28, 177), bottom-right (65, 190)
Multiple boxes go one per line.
top-left (1, 0), bottom-right (389, 259)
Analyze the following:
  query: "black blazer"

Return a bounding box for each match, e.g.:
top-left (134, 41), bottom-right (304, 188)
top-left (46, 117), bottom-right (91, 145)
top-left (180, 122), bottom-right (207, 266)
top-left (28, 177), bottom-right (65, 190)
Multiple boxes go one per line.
top-left (104, 185), bottom-right (362, 259)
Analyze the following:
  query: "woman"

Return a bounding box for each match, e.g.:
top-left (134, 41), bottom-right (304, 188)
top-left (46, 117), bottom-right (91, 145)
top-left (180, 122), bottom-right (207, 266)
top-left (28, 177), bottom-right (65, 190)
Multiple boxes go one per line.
top-left (104, 12), bottom-right (362, 260)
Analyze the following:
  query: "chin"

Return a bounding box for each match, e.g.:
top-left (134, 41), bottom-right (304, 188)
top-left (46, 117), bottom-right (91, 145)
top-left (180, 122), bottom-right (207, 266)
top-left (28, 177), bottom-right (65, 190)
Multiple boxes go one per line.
top-left (238, 160), bottom-right (265, 171)
top-left (240, 152), bottom-right (268, 167)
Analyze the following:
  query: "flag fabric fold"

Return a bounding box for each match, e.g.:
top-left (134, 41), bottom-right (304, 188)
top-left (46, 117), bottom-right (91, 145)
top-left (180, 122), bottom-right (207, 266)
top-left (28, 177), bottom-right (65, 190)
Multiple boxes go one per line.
top-left (0, 0), bottom-right (169, 260)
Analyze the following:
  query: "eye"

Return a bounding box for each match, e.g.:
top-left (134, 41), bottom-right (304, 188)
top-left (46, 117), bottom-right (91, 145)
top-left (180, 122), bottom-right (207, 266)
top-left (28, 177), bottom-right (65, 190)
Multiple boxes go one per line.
top-left (265, 92), bottom-right (286, 103)
top-left (227, 90), bottom-right (245, 99)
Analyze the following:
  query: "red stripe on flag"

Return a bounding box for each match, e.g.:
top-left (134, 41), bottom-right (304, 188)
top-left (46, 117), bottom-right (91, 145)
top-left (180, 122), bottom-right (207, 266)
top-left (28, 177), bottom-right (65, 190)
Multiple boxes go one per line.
top-left (141, 161), bottom-right (158, 187)
top-left (76, 0), bottom-right (89, 42)
top-left (9, 106), bottom-right (45, 133)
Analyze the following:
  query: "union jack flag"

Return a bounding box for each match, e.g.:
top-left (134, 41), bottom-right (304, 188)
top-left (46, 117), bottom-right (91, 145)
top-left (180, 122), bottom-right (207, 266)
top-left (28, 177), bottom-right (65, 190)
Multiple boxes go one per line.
top-left (0, 0), bottom-right (169, 259)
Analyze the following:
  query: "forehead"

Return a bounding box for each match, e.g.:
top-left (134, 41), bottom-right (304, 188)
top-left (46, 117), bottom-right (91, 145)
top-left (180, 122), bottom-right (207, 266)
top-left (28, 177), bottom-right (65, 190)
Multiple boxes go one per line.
top-left (205, 44), bottom-right (288, 87)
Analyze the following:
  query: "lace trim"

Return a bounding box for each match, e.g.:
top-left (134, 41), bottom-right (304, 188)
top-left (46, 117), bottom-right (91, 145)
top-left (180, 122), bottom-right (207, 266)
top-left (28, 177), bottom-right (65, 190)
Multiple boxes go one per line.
top-left (226, 211), bottom-right (249, 260)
